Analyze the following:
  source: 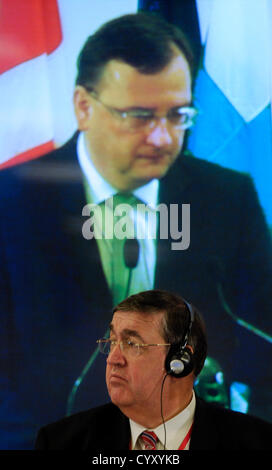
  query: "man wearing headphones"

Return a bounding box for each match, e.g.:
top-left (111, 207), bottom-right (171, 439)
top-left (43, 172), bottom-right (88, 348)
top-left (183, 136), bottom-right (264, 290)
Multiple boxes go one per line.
top-left (35, 289), bottom-right (272, 451)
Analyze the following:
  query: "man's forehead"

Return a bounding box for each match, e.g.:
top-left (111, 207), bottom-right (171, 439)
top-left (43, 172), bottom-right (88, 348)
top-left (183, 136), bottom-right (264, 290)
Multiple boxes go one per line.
top-left (110, 310), bottom-right (164, 331)
top-left (95, 50), bottom-right (191, 102)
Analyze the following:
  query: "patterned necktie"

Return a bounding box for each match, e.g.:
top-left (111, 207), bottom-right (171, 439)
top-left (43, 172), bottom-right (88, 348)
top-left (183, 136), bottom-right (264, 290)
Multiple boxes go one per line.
top-left (141, 430), bottom-right (159, 450)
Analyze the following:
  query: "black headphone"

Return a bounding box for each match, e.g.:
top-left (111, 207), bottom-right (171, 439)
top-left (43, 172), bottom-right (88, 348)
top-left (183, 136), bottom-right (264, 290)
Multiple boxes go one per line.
top-left (165, 299), bottom-right (195, 378)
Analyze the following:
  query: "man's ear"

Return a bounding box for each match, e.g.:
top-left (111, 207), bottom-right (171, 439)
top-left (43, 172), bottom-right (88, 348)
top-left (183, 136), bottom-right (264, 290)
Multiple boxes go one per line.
top-left (73, 86), bottom-right (92, 130)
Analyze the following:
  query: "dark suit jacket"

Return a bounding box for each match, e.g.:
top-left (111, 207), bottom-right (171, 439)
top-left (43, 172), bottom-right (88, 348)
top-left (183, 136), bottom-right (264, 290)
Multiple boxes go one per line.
top-left (34, 397), bottom-right (272, 451)
top-left (1, 133), bottom-right (272, 449)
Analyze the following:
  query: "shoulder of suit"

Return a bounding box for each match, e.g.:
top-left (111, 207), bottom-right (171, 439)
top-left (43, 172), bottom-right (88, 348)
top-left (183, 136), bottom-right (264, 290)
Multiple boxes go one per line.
top-left (35, 402), bottom-right (126, 450)
top-left (163, 150), bottom-right (256, 202)
top-left (0, 132), bottom-right (79, 177)
top-left (42, 402), bottom-right (122, 431)
top-left (0, 133), bottom-right (80, 199)
top-left (160, 151), bottom-right (255, 204)
top-left (193, 397), bottom-right (272, 450)
top-left (196, 396), bottom-right (272, 430)
top-left (181, 151), bottom-right (252, 185)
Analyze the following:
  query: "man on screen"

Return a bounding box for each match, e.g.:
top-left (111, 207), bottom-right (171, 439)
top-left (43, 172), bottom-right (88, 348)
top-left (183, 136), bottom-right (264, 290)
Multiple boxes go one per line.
top-left (35, 290), bottom-right (272, 450)
top-left (0, 13), bottom-right (272, 449)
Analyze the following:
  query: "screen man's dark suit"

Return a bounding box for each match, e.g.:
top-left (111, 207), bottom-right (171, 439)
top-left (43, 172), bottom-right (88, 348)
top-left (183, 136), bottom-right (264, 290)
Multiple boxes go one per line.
top-left (1, 132), bottom-right (272, 448)
top-left (35, 397), bottom-right (272, 450)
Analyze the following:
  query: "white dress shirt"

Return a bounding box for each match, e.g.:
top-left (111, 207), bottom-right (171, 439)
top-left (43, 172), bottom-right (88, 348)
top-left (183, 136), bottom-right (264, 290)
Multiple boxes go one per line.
top-left (77, 132), bottom-right (159, 301)
top-left (129, 391), bottom-right (196, 450)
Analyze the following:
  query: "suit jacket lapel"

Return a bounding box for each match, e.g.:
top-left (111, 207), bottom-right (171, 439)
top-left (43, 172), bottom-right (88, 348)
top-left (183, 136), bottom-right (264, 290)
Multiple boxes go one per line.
top-left (189, 397), bottom-right (220, 450)
top-left (155, 153), bottom-right (193, 289)
top-left (83, 405), bottom-right (131, 451)
top-left (55, 133), bottom-right (113, 309)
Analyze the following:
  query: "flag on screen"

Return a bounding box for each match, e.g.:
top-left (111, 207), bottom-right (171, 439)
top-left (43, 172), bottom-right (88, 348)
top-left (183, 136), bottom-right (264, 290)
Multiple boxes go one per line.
top-left (187, 0), bottom-right (272, 224)
top-left (0, 0), bottom-right (62, 169)
top-left (0, 0), bottom-right (138, 170)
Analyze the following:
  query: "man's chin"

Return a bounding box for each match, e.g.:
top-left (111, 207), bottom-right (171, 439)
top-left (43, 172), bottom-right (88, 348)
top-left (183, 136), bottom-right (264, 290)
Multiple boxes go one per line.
top-left (109, 390), bottom-right (131, 408)
top-left (130, 165), bottom-right (171, 187)
top-left (115, 158), bottom-right (175, 191)
top-left (136, 155), bottom-right (177, 178)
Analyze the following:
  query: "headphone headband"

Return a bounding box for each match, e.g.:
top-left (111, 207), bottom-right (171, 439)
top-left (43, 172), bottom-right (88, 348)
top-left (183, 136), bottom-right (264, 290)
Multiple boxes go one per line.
top-left (182, 299), bottom-right (195, 348)
top-left (165, 299), bottom-right (195, 378)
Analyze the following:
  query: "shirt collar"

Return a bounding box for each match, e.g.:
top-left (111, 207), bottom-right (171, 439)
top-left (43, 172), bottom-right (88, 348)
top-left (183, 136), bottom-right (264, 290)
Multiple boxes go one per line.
top-left (129, 391), bottom-right (196, 450)
top-left (77, 131), bottom-right (159, 208)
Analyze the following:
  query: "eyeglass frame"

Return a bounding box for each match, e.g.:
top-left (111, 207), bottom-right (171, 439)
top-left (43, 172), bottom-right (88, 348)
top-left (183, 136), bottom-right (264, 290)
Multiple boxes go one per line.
top-left (85, 87), bottom-right (198, 132)
top-left (97, 338), bottom-right (171, 357)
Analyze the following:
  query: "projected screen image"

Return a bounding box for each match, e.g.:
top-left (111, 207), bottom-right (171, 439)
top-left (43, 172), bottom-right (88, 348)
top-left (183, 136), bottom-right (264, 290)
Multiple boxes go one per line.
top-left (0, 0), bottom-right (271, 450)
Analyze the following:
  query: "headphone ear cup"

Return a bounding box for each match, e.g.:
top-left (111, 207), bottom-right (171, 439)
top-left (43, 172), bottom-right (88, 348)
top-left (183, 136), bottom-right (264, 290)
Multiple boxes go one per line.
top-left (165, 345), bottom-right (194, 378)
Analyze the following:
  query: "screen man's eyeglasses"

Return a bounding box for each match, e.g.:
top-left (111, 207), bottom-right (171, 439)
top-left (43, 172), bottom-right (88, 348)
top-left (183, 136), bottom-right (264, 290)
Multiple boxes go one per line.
top-left (87, 89), bottom-right (198, 133)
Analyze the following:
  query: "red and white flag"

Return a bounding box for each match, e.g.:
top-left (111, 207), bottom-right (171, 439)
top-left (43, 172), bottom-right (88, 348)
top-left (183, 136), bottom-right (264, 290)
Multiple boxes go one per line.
top-left (0, 0), bottom-right (62, 169)
top-left (0, 0), bottom-right (137, 170)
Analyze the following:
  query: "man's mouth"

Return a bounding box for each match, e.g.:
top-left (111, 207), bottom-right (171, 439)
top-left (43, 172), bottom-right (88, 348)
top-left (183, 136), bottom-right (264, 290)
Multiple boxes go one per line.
top-left (136, 152), bottom-right (172, 163)
top-left (110, 372), bottom-right (127, 382)
top-left (138, 152), bottom-right (167, 158)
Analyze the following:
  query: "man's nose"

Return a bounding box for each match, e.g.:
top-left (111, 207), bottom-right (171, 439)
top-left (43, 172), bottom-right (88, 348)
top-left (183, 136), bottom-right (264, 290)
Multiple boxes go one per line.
top-left (107, 343), bottom-right (126, 366)
top-left (145, 118), bottom-right (173, 147)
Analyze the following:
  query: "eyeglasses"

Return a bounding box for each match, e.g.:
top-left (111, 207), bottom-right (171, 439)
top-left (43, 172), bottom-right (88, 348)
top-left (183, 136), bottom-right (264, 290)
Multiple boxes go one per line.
top-left (97, 338), bottom-right (170, 357)
top-left (87, 89), bottom-right (198, 133)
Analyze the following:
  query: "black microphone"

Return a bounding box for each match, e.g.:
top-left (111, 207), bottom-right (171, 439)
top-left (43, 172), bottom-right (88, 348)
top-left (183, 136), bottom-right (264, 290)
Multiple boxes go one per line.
top-left (124, 238), bottom-right (140, 298)
top-left (124, 237), bottom-right (140, 268)
top-left (208, 257), bottom-right (272, 344)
